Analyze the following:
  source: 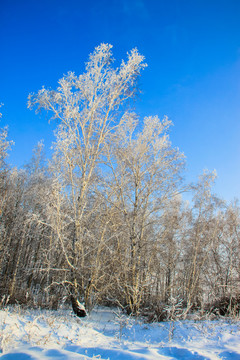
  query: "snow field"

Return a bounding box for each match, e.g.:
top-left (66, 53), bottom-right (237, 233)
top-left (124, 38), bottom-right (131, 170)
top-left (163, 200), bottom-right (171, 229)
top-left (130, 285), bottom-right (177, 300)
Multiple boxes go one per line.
top-left (0, 306), bottom-right (240, 359)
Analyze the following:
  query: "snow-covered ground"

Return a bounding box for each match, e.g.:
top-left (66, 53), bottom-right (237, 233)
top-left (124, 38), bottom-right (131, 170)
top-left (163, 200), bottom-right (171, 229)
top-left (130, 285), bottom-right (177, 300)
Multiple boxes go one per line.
top-left (0, 306), bottom-right (239, 359)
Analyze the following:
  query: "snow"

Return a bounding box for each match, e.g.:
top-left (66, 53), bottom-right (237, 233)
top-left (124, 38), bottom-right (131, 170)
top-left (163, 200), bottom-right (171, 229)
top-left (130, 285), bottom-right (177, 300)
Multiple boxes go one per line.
top-left (0, 306), bottom-right (239, 359)
top-left (75, 300), bottom-right (86, 311)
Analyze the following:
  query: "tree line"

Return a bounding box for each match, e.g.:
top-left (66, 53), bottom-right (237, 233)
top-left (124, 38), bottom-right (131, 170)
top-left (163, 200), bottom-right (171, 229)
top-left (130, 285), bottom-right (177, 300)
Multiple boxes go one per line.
top-left (0, 44), bottom-right (239, 319)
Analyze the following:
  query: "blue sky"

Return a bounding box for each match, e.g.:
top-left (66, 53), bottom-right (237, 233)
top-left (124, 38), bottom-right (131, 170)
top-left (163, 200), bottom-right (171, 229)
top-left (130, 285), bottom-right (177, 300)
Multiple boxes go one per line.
top-left (1, 0), bottom-right (240, 201)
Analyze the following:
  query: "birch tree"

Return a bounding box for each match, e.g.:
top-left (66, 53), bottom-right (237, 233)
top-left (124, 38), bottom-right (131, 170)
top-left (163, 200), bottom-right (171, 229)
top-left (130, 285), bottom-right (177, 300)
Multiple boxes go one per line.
top-left (181, 171), bottom-right (222, 312)
top-left (28, 44), bottom-right (147, 308)
top-left (104, 115), bottom-right (185, 314)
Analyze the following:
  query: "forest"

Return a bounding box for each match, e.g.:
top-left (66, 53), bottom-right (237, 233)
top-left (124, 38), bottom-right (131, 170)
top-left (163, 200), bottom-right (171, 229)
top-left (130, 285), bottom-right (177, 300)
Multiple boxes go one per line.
top-left (0, 44), bottom-right (239, 320)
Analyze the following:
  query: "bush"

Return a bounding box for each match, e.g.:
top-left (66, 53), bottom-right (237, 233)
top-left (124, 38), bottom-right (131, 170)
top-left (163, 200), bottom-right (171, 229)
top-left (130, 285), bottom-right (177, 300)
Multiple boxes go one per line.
top-left (206, 295), bottom-right (240, 317)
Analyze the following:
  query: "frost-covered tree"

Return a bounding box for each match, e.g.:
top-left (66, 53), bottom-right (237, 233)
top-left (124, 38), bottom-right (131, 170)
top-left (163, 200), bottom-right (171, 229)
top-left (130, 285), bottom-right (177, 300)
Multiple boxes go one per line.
top-left (103, 114), bottom-right (184, 313)
top-left (28, 44), bottom-right (147, 308)
top-left (0, 109), bottom-right (13, 171)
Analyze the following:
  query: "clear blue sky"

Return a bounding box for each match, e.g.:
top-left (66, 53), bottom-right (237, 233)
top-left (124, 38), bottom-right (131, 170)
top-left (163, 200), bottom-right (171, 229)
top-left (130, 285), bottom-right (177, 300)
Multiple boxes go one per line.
top-left (1, 0), bottom-right (240, 201)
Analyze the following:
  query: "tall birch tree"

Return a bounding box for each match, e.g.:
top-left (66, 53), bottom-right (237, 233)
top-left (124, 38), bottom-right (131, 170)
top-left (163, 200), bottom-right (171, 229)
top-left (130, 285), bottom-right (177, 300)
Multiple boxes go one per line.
top-left (28, 44), bottom-right (147, 307)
